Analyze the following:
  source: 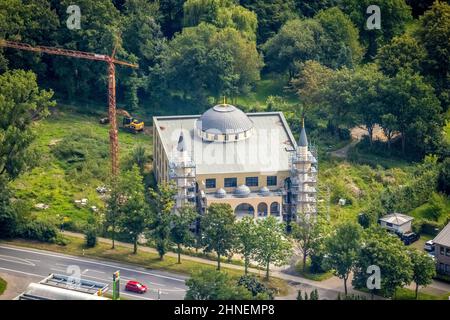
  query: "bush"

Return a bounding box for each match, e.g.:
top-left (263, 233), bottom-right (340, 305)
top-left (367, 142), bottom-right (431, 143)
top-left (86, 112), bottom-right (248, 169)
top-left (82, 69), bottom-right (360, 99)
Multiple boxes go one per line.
top-left (85, 228), bottom-right (97, 248)
top-left (237, 275), bottom-right (274, 300)
top-left (18, 220), bottom-right (58, 243)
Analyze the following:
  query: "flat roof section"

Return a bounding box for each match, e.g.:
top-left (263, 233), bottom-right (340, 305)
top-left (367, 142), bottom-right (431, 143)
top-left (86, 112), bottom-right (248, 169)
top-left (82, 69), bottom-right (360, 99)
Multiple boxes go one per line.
top-left (154, 112), bottom-right (297, 175)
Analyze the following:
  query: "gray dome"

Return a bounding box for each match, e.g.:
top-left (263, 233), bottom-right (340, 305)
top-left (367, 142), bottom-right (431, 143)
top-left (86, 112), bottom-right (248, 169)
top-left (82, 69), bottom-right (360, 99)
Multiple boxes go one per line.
top-left (259, 186), bottom-right (270, 196)
top-left (197, 104), bottom-right (254, 135)
top-left (235, 184), bottom-right (251, 197)
top-left (215, 188), bottom-right (227, 198)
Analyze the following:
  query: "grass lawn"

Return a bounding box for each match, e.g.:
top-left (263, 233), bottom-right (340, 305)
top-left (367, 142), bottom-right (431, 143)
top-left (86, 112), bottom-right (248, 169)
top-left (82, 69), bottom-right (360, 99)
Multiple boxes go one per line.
top-left (10, 105), bottom-right (153, 231)
top-left (294, 261), bottom-right (333, 282)
top-left (1, 237), bottom-right (289, 297)
top-left (0, 277), bottom-right (7, 296)
top-left (394, 287), bottom-right (450, 300)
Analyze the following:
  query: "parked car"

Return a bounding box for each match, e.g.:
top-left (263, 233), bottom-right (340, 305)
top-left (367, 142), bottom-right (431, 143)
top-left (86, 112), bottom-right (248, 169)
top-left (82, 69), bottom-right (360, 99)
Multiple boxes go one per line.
top-left (125, 281), bottom-right (148, 294)
top-left (400, 232), bottom-right (420, 245)
top-left (424, 240), bottom-right (435, 252)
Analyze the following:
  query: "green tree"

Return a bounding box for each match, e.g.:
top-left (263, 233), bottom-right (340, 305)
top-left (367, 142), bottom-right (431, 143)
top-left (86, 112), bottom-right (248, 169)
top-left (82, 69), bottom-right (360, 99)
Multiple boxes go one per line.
top-left (184, 0), bottom-right (257, 40)
top-left (254, 216), bottom-right (292, 280)
top-left (117, 165), bottom-right (149, 254)
top-left (158, 0), bottom-right (185, 37)
top-left (158, 23), bottom-right (262, 102)
top-left (148, 181), bottom-right (177, 260)
top-left (353, 227), bottom-right (413, 298)
top-left (380, 68), bottom-right (442, 154)
top-left (239, 0), bottom-right (298, 43)
top-left (314, 7), bottom-right (364, 69)
top-left (376, 34), bottom-right (427, 77)
top-left (295, 0), bottom-right (338, 17)
top-left (416, 1), bottom-right (450, 110)
top-left (234, 216), bottom-right (258, 274)
top-left (0, 70), bottom-right (55, 179)
top-left (262, 19), bottom-right (324, 77)
top-left (340, 0), bottom-right (412, 59)
top-left (201, 203), bottom-right (236, 270)
top-left (0, 177), bottom-right (17, 238)
top-left (185, 269), bottom-right (253, 300)
top-left (438, 157), bottom-right (450, 195)
top-left (291, 213), bottom-right (325, 272)
top-left (324, 222), bottom-right (362, 295)
top-left (170, 205), bottom-right (197, 264)
top-left (409, 248), bottom-right (436, 299)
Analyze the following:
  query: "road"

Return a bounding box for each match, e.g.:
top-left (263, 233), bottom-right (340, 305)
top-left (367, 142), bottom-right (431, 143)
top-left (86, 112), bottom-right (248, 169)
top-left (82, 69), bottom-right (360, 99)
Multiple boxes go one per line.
top-left (0, 244), bottom-right (187, 300)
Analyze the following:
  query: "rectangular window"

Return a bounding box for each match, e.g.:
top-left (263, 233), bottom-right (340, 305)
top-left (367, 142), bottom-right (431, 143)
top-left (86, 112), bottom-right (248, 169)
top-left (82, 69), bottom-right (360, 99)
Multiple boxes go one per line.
top-left (386, 222), bottom-right (393, 227)
top-left (205, 178), bottom-right (216, 189)
top-left (446, 264), bottom-right (450, 273)
top-left (224, 178), bottom-right (237, 188)
top-left (446, 248), bottom-right (450, 257)
top-left (246, 176), bottom-right (258, 187)
top-left (440, 246), bottom-right (445, 255)
top-left (267, 176), bottom-right (277, 186)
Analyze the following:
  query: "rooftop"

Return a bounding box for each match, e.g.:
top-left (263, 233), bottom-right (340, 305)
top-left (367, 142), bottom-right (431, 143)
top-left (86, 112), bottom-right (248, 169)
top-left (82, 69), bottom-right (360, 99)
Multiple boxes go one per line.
top-left (154, 111), bottom-right (298, 175)
top-left (379, 213), bottom-right (414, 225)
top-left (434, 222), bottom-right (450, 247)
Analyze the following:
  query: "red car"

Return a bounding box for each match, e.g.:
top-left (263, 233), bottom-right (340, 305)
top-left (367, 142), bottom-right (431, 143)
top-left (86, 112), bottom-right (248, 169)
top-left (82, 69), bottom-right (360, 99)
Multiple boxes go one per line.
top-left (125, 281), bottom-right (148, 294)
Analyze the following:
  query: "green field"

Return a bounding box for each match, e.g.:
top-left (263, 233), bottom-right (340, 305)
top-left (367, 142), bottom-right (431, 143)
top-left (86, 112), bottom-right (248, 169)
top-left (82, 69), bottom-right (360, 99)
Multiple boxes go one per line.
top-left (10, 106), bottom-right (153, 231)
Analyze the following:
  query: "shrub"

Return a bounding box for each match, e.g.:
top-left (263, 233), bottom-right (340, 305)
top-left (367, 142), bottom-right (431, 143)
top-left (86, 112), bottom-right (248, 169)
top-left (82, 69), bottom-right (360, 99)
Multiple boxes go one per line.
top-left (18, 220), bottom-right (58, 243)
top-left (237, 275), bottom-right (274, 300)
top-left (85, 228), bottom-right (97, 248)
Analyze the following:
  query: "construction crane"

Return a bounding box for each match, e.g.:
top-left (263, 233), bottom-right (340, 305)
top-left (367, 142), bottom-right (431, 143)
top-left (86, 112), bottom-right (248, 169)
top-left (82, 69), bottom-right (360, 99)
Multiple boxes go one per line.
top-left (0, 39), bottom-right (138, 179)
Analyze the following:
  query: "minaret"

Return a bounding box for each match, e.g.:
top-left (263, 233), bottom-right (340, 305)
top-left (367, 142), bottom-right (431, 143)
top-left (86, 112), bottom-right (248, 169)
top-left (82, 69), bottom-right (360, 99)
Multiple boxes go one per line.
top-left (289, 118), bottom-right (318, 220)
top-left (169, 130), bottom-right (197, 209)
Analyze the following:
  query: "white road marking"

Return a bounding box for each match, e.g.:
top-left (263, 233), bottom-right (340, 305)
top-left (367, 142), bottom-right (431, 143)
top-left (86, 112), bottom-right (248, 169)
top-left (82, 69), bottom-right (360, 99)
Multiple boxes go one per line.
top-left (0, 245), bottom-right (186, 283)
top-left (86, 269), bottom-right (105, 274)
top-left (0, 254), bottom-right (36, 266)
top-left (121, 292), bottom-right (154, 300)
top-left (0, 267), bottom-right (44, 278)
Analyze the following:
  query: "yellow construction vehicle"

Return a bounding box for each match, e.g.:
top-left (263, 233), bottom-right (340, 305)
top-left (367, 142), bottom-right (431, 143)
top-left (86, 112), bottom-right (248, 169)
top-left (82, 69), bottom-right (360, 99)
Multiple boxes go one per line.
top-left (100, 109), bottom-right (144, 133)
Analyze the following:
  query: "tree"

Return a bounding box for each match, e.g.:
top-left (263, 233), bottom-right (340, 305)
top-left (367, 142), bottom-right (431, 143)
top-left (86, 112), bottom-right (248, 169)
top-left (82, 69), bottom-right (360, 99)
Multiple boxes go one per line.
top-left (239, 0), bottom-right (298, 43)
top-left (380, 68), bottom-right (442, 155)
top-left (340, 0), bottom-right (412, 59)
top-left (262, 19), bottom-right (324, 77)
top-left (105, 185), bottom-right (120, 249)
top-left (0, 69), bottom-right (55, 179)
top-left (416, 1), bottom-right (450, 110)
top-left (295, 0), bottom-right (338, 17)
top-left (158, 23), bottom-right (262, 102)
top-left (184, 0), bottom-right (257, 41)
top-left (185, 269), bottom-right (253, 300)
top-left (314, 7), bottom-right (364, 69)
top-left (353, 227), bottom-right (413, 298)
top-left (351, 64), bottom-right (386, 146)
top-left (290, 60), bottom-right (333, 116)
top-left (254, 216), bottom-right (292, 280)
top-left (324, 222), bottom-right (362, 295)
top-left (128, 145), bottom-right (148, 175)
top-left (234, 216), bottom-right (258, 274)
top-left (291, 213), bottom-right (325, 272)
top-left (409, 248), bottom-right (436, 299)
top-left (170, 205), bottom-right (197, 264)
top-left (148, 182), bottom-right (177, 260)
top-left (376, 34), bottom-right (426, 77)
top-left (117, 165), bottom-right (149, 254)
top-left (158, 0), bottom-right (185, 38)
top-left (438, 157), bottom-right (450, 195)
top-left (201, 203), bottom-right (236, 270)
top-left (48, 0), bottom-right (128, 101)
top-left (0, 177), bottom-right (17, 238)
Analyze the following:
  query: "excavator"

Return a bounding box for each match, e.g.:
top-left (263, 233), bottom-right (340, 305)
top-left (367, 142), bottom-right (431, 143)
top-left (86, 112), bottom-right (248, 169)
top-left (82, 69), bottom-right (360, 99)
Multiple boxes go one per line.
top-left (99, 109), bottom-right (144, 134)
